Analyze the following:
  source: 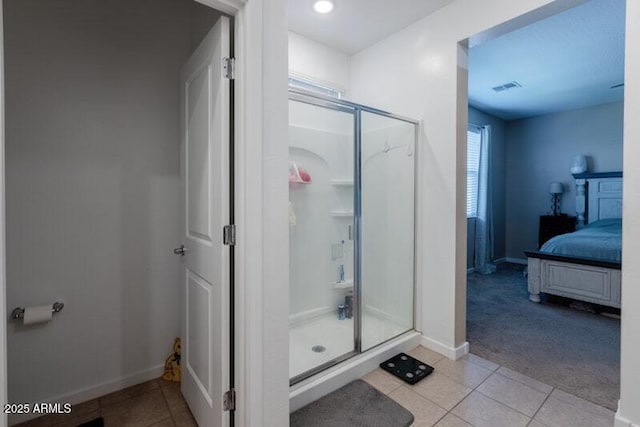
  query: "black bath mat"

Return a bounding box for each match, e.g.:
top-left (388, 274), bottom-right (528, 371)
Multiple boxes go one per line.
top-left (78, 417), bottom-right (104, 427)
top-left (290, 380), bottom-right (413, 427)
top-left (380, 352), bottom-right (433, 385)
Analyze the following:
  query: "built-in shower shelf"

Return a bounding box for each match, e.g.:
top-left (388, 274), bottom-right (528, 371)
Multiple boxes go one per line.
top-left (330, 210), bottom-right (354, 217)
top-left (331, 279), bottom-right (354, 289)
top-left (331, 179), bottom-right (354, 187)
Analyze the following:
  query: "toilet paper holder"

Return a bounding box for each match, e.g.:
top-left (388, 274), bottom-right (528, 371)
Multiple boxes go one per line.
top-left (11, 302), bottom-right (64, 320)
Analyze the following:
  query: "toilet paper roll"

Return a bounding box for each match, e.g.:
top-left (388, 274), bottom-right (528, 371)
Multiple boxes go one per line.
top-left (23, 305), bottom-right (53, 325)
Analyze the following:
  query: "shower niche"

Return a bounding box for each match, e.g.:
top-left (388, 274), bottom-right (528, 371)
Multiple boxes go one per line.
top-left (289, 90), bottom-right (417, 383)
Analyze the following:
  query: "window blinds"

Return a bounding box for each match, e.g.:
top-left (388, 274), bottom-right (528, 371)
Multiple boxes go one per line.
top-left (467, 127), bottom-right (482, 217)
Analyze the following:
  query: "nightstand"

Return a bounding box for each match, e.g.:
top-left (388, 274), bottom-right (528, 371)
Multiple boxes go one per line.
top-left (539, 214), bottom-right (576, 248)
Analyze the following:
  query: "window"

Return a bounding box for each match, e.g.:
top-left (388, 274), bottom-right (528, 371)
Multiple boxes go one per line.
top-left (467, 126), bottom-right (482, 217)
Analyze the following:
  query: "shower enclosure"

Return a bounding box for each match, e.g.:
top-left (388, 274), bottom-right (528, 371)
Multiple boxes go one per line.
top-left (288, 89), bottom-right (417, 383)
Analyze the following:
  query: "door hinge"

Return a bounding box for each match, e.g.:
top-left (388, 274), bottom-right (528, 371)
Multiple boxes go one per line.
top-left (223, 224), bottom-right (236, 246)
top-left (223, 57), bottom-right (235, 80)
top-left (223, 388), bottom-right (236, 411)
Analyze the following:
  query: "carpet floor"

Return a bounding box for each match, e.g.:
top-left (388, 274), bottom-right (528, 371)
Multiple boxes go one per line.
top-left (467, 263), bottom-right (620, 410)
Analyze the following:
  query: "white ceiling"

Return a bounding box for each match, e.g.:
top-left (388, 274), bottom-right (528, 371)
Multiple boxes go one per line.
top-left (469, 0), bottom-right (625, 120)
top-left (288, 0), bottom-right (455, 54)
top-left (288, 0), bottom-right (625, 121)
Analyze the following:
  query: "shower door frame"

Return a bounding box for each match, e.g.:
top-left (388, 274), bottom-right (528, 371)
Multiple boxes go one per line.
top-left (288, 88), bottom-right (419, 385)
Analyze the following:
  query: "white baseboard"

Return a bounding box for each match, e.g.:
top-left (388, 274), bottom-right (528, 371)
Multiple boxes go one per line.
top-left (420, 335), bottom-right (469, 360)
top-left (504, 257), bottom-right (528, 265)
top-left (615, 404), bottom-right (639, 427)
top-left (9, 364), bottom-right (165, 425)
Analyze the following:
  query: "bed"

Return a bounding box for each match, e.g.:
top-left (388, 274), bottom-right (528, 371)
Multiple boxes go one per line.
top-left (525, 172), bottom-right (622, 308)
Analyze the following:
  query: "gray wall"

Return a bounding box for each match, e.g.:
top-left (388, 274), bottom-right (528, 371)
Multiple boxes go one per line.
top-left (5, 0), bottom-right (219, 407)
top-left (504, 101), bottom-right (624, 260)
top-left (468, 107), bottom-right (507, 268)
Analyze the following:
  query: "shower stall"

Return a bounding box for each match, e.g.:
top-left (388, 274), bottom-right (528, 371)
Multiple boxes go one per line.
top-left (288, 89), bottom-right (417, 384)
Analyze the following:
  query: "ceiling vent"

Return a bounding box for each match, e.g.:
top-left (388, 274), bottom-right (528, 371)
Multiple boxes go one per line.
top-left (492, 81), bottom-right (522, 92)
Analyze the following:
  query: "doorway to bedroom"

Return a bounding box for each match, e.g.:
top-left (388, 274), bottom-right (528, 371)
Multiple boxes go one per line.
top-left (465, 0), bottom-right (624, 412)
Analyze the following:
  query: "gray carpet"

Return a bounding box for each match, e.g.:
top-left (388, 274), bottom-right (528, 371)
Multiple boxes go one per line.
top-left (290, 380), bottom-right (414, 427)
top-left (467, 263), bottom-right (620, 410)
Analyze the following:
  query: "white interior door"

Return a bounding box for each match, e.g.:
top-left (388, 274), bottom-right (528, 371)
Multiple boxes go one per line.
top-left (179, 16), bottom-right (231, 427)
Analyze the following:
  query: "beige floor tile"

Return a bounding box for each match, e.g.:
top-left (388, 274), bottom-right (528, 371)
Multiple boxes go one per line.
top-left (452, 391), bottom-right (531, 427)
top-left (13, 416), bottom-right (53, 427)
top-left (496, 366), bottom-right (553, 395)
top-left (434, 413), bottom-right (472, 427)
top-left (14, 399), bottom-right (100, 427)
top-left (361, 368), bottom-right (402, 395)
top-left (159, 379), bottom-right (180, 388)
top-left (46, 399), bottom-right (100, 427)
top-left (433, 357), bottom-right (493, 388)
top-left (388, 386), bottom-right (447, 426)
top-left (99, 379), bottom-right (160, 407)
top-left (101, 389), bottom-right (170, 427)
top-left (148, 418), bottom-right (176, 427)
top-left (412, 421), bottom-right (441, 427)
top-left (534, 394), bottom-right (614, 427)
top-left (171, 408), bottom-right (198, 427)
top-left (465, 354), bottom-right (500, 372)
top-left (548, 389), bottom-right (614, 419)
top-left (65, 399), bottom-right (100, 415)
top-left (50, 410), bottom-right (102, 427)
top-left (411, 372), bottom-right (472, 410)
top-left (477, 372), bottom-right (549, 416)
top-left (407, 346), bottom-right (445, 365)
top-left (160, 382), bottom-right (189, 412)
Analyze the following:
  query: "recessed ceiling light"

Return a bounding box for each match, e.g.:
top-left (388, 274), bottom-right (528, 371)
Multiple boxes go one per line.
top-left (313, 0), bottom-right (334, 14)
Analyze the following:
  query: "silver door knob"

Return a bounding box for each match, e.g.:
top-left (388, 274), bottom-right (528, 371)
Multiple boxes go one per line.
top-left (173, 245), bottom-right (186, 256)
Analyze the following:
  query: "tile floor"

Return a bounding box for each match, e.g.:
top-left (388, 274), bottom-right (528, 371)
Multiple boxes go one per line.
top-left (17, 346), bottom-right (616, 427)
top-left (363, 346), bottom-right (615, 427)
top-left (15, 379), bottom-right (195, 427)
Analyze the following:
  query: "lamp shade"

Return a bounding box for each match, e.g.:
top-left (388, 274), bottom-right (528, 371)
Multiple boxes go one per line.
top-left (571, 155), bottom-right (588, 174)
top-left (549, 182), bottom-right (563, 194)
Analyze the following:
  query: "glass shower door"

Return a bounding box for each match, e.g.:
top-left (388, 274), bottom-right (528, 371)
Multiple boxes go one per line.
top-left (288, 96), bottom-right (356, 382)
top-left (360, 111), bottom-right (416, 351)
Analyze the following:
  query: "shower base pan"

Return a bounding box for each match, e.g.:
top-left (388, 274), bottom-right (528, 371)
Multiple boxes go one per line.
top-left (289, 312), bottom-right (409, 380)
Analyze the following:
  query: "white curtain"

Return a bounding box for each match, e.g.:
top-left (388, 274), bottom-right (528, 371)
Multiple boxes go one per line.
top-left (474, 126), bottom-right (496, 275)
